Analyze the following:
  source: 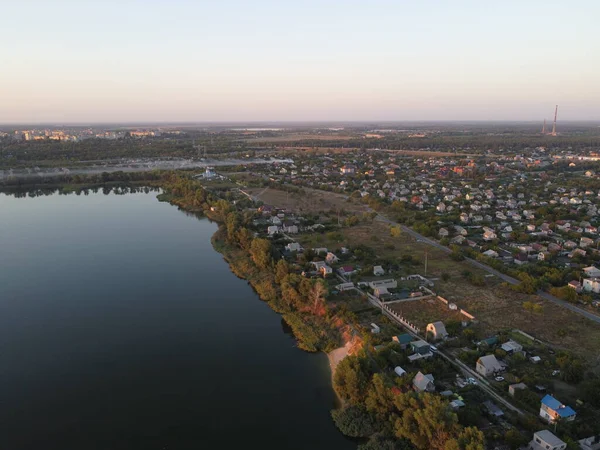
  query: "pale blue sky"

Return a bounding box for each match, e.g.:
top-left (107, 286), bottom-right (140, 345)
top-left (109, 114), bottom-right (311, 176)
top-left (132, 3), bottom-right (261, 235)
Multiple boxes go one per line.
top-left (1, 0), bottom-right (598, 123)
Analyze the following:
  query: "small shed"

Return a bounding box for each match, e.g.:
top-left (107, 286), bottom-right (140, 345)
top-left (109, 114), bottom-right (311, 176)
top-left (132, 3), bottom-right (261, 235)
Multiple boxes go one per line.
top-left (394, 366), bottom-right (407, 377)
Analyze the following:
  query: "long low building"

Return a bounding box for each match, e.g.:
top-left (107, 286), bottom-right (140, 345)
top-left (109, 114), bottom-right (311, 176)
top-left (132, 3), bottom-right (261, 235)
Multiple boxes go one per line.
top-left (368, 279), bottom-right (397, 290)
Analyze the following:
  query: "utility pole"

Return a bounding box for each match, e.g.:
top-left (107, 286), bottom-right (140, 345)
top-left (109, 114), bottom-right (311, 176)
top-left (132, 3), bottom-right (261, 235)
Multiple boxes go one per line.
top-left (424, 250), bottom-right (429, 276)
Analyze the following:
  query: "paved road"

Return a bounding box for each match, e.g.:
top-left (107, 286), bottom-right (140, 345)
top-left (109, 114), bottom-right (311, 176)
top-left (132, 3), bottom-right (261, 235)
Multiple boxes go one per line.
top-left (377, 215), bottom-right (600, 325)
top-left (378, 300), bottom-right (525, 416)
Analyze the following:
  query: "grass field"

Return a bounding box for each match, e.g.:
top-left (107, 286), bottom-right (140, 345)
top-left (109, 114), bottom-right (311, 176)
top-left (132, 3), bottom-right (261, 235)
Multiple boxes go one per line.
top-left (387, 298), bottom-right (467, 329)
top-left (244, 186), bottom-right (369, 214)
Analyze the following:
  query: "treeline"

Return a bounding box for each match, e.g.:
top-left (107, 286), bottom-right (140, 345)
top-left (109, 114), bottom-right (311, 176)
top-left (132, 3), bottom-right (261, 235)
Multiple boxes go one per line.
top-left (0, 135), bottom-right (248, 167)
top-left (252, 133), bottom-right (600, 154)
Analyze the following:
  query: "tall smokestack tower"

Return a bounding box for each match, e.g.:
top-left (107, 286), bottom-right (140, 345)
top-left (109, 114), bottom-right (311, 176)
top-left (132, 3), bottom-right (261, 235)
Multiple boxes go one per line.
top-left (542, 119), bottom-right (546, 134)
top-left (551, 105), bottom-right (558, 136)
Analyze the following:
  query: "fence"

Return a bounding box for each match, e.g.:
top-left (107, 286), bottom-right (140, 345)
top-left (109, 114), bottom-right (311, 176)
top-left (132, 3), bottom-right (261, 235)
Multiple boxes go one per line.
top-left (382, 304), bottom-right (421, 334)
top-left (435, 295), bottom-right (476, 320)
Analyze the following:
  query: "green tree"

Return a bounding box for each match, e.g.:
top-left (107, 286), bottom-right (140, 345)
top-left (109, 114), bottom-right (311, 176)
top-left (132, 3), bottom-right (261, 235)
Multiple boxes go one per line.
top-left (275, 259), bottom-right (289, 284)
top-left (444, 427), bottom-right (485, 450)
top-left (249, 238), bottom-right (272, 269)
top-left (365, 373), bottom-right (395, 420)
top-left (334, 355), bottom-right (370, 404)
top-left (331, 406), bottom-right (377, 438)
top-left (390, 226), bottom-right (402, 238)
top-left (503, 428), bottom-right (527, 450)
top-left (393, 393), bottom-right (459, 450)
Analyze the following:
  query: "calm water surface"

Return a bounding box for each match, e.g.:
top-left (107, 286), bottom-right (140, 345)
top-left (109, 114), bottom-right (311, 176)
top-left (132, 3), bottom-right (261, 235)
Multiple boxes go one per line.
top-left (0, 191), bottom-right (354, 450)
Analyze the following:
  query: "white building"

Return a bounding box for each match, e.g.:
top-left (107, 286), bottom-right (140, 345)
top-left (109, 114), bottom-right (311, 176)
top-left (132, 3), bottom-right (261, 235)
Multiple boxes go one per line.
top-left (583, 278), bottom-right (600, 294)
top-left (373, 265), bottom-right (385, 276)
top-left (528, 430), bottom-right (566, 450)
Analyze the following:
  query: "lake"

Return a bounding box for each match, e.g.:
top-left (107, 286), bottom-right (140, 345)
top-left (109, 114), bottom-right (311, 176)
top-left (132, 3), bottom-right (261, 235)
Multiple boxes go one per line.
top-left (0, 191), bottom-right (355, 450)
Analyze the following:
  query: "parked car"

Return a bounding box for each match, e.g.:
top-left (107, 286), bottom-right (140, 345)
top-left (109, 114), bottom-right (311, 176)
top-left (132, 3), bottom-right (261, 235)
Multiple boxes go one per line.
top-left (494, 376), bottom-right (505, 382)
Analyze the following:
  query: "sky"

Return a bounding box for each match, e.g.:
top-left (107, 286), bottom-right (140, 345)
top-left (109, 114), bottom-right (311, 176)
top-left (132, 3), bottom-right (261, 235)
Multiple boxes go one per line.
top-left (1, 0), bottom-right (599, 123)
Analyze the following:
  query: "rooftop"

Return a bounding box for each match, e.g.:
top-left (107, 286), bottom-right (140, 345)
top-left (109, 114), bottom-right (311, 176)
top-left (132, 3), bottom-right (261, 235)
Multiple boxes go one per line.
top-left (534, 430), bottom-right (566, 447)
top-left (541, 395), bottom-right (576, 417)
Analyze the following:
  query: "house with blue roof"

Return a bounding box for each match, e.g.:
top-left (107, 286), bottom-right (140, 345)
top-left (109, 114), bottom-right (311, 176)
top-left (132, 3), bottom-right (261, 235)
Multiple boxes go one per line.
top-left (539, 394), bottom-right (576, 423)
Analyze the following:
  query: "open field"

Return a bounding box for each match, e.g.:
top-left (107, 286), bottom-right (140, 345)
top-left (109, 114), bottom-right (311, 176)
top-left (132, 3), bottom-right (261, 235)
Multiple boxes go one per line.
top-left (295, 218), bottom-right (600, 364)
top-left (242, 134), bottom-right (356, 143)
top-left (387, 298), bottom-right (467, 329)
top-left (244, 187), bottom-right (370, 214)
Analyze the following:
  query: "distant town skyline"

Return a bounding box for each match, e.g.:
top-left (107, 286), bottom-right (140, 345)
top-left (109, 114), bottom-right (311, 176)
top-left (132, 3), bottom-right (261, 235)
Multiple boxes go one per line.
top-left (2, 0), bottom-right (599, 123)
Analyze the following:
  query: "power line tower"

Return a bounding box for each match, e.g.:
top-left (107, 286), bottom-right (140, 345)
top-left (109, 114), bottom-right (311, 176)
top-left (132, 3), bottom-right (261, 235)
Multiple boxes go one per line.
top-left (192, 139), bottom-right (206, 159)
top-left (551, 105), bottom-right (558, 136)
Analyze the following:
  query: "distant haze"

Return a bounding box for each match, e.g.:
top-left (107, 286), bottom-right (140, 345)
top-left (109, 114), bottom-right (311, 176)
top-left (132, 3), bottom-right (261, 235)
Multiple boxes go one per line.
top-left (2, 0), bottom-right (599, 123)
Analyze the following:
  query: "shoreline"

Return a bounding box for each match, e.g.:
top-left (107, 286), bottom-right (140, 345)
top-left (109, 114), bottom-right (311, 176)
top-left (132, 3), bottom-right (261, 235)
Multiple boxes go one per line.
top-left (209, 228), bottom-right (351, 406)
top-left (327, 343), bottom-right (351, 406)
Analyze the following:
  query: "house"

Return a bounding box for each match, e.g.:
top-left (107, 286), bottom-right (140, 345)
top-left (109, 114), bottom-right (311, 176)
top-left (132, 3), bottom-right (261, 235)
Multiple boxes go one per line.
top-left (478, 336), bottom-right (498, 348)
top-left (583, 266), bottom-right (600, 278)
top-left (338, 265), bottom-right (356, 276)
top-left (439, 228), bottom-right (449, 237)
top-left (569, 248), bottom-right (587, 259)
top-left (483, 227), bottom-right (497, 241)
top-left (326, 252), bottom-right (339, 264)
top-left (537, 251), bottom-right (549, 261)
top-left (455, 225), bottom-right (468, 236)
top-left (482, 249), bottom-right (499, 258)
top-left (483, 400), bottom-right (504, 418)
top-left (374, 287), bottom-right (389, 298)
top-left (450, 399), bottom-right (465, 410)
top-left (259, 204), bottom-right (274, 215)
top-left (582, 278), bottom-right (600, 294)
top-left (476, 354), bottom-right (504, 377)
top-left (283, 224), bottom-right (299, 234)
top-left (514, 253), bottom-right (529, 265)
top-left (392, 333), bottom-right (413, 349)
top-left (320, 265), bottom-right (333, 277)
top-left (335, 282), bottom-right (354, 291)
top-left (450, 235), bottom-right (466, 245)
top-left (409, 340), bottom-right (433, 361)
top-left (369, 279), bottom-right (397, 290)
top-left (579, 436), bottom-right (600, 450)
top-left (373, 265), bottom-right (385, 276)
top-left (509, 382), bottom-right (527, 397)
top-left (500, 340), bottom-right (523, 354)
top-left (528, 430), bottom-right (566, 450)
top-left (311, 261), bottom-right (327, 271)
top-left (340, 164), bottom-right (356, 175)
top-left (580, 237), bottom-right (595, 248)
top-left (286, 242), bottom-right (302, 252)
top-left (426, 321), bottom-right (448, 341)
top-left (539, 395), bottom-right (576, 423)
top-left (413, 372), bottom-right (435, 392)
